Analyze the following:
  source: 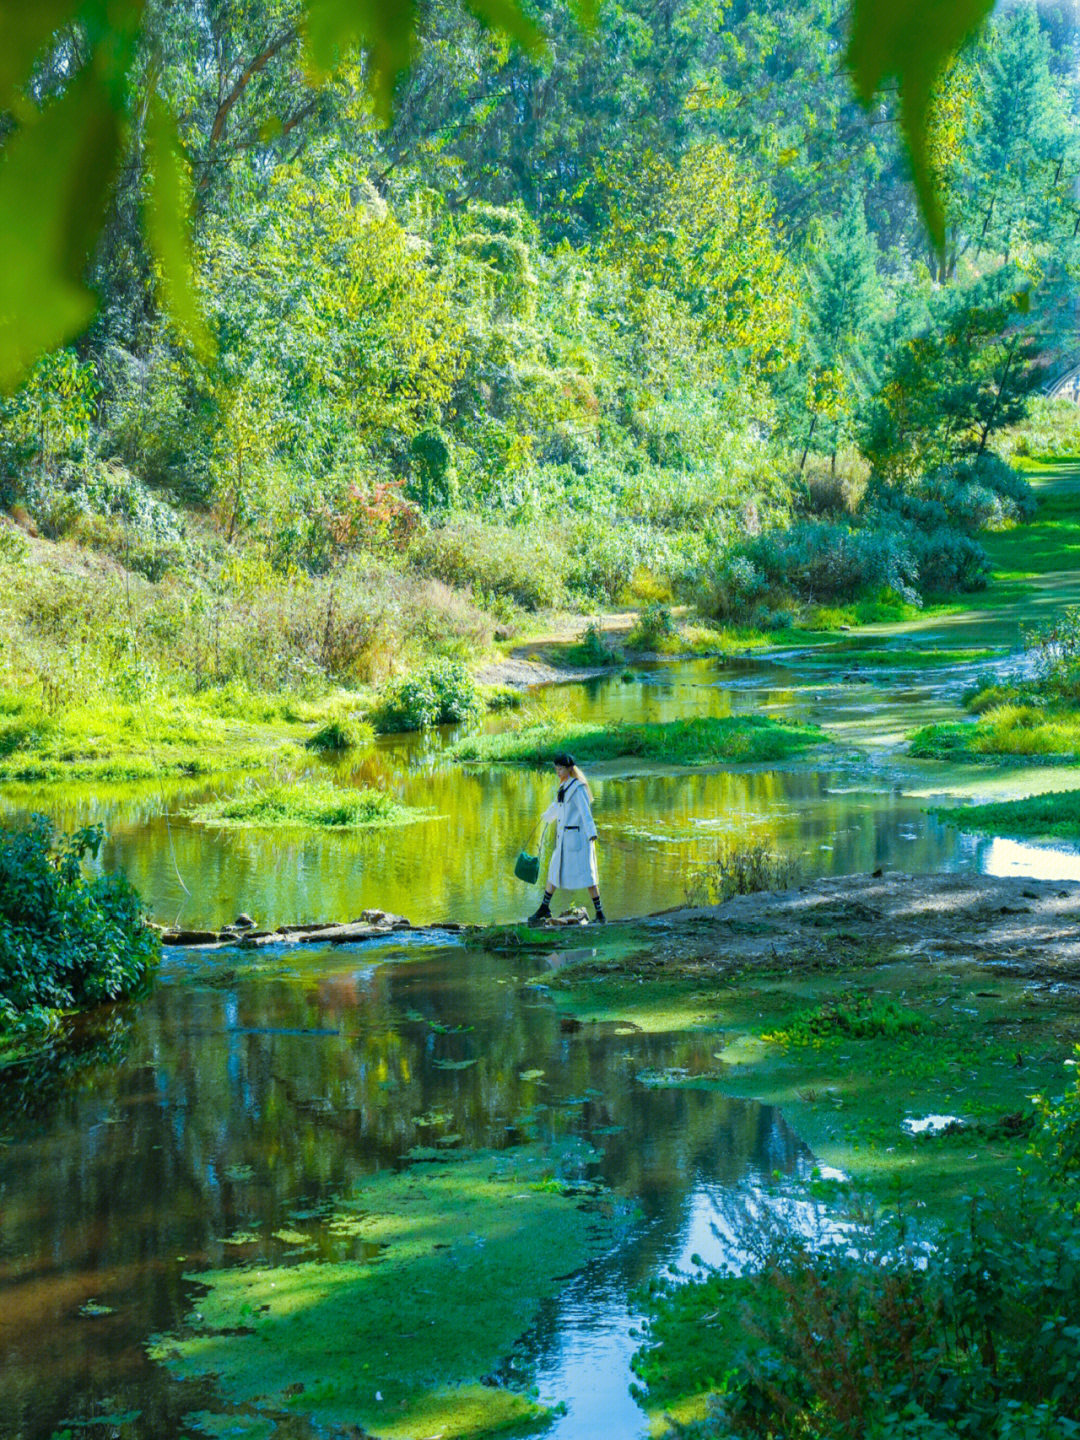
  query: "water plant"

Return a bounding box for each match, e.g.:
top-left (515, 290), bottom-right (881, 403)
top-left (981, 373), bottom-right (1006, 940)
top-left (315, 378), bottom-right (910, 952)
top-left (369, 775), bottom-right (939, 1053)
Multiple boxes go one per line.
top-left (303, 714), bottom-right (374, 753)
top-left (452, 714), bottom-right (824, 767)
top-left (186, 781), bottom-right (425, 830)
top-left (936, 788), bottom-right (1080, 841)
top-left (684, 839), bottom-right (798, 906)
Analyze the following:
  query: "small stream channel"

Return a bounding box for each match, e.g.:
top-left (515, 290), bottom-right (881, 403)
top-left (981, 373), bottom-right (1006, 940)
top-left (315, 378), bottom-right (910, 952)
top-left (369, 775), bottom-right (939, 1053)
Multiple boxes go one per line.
top-left (3, 645), bottom-right (1080, 1439)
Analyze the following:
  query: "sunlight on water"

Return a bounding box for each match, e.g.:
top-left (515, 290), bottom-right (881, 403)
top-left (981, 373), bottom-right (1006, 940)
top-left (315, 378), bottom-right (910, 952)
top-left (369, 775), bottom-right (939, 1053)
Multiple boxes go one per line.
top-left (980, 835), bottom-right (1080, 882)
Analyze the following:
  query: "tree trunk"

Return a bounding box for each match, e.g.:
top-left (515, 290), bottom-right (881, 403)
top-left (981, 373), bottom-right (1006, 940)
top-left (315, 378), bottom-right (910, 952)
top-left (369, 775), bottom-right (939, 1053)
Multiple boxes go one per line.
top-left (799, 413), bottom-right (818, 475)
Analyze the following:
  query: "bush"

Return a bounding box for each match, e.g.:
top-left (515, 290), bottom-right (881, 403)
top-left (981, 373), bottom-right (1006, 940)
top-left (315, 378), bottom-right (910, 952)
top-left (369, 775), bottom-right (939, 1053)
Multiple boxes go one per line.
top-left (697, 554), bottom-right (768, 621)
top-left (564, 621), bottom-right (624, 667)
top-left (741, 521), bottom-right (920, 607)
top-left (910, 526), bottom-right (990, 594)
top-left (408, 427), bottom-right (458, 512)
top-left (0, 816), bottom-right (159, 1025)
top-left (372, 657), bottom-right (483, 733)
top-left (636, 1186), bottom-right (1080, 1440)
top-left (409, 518), bottom-right (566, 611)
top-left (626, 602), bottom-right (679, 650)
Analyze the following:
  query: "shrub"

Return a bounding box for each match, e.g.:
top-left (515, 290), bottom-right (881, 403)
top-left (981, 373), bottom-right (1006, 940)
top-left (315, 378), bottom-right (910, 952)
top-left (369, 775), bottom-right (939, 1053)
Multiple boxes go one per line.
top-left (564, 621), bottom-right (624, 667)
top-left (796, 452), bottom-right (868, 517)
top-left (372, 657), bottom-right (483, 733)
top-left (698, 553), bottom-right (769, 622)
top-left (626, 602), bottom-right (679, 650)
top-left (410, 518), bottom-right (566, 611)
top-left (0, 522), bottom-right (29, 565)
top-left (0, 816), bottom-right (159, 1025)
top-left (741, 521), bottom-right (920, 606)
top-left (636, 1186), bottom-right (1080, 1440)
top-left (408, 427), bottom-right (458, 512)
top-left (910, 527), bottom-right (990, 594)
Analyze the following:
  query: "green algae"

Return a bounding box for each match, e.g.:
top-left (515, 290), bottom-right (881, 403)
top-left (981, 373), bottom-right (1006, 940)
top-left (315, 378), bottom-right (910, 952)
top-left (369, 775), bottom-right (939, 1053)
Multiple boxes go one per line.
top-left (551, 956), bottom-right (1078, 1214)
top-left (182, 1413), bottom-right (274, 1440)
top-left (149, 1150), bottom-right (628, 1440)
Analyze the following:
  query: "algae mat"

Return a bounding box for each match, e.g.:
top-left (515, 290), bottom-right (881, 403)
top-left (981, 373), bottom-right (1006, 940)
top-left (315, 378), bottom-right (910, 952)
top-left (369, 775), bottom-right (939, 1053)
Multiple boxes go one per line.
top-left (150, 1151), bottom-right (629, 1439)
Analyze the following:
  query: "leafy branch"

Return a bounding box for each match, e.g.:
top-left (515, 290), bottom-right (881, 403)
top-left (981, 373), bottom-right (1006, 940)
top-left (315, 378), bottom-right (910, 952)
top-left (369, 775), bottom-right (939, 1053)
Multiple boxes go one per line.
top-left (0, 0), bottom-right (991, 392)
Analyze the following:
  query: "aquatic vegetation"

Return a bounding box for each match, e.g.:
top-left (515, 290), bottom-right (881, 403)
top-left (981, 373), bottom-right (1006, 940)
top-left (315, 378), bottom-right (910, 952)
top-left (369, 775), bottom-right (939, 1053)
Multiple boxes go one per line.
top-left (937, 788), bottom-right (1080, 841)
top-left (910, 706), bottom-right (1080, 761)
top-left (186, 781), bottom-right (425, 830)
top-left (452, 714), bottom-right (824, 767)
top-left (149, 1151), bottom-right (627, 1439)
top-left (763, 992), bottom-right (923, 1045)
top-left (0, 815), bottom-right (159, 1035)
top-left (684, 839), bottom-right (798, 906)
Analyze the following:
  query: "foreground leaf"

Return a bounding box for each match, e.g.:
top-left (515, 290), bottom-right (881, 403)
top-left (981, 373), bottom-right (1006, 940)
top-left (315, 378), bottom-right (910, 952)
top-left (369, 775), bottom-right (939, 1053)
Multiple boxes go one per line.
top-left (848, 0), bottom-right (994, 249)
top-left (0, 71), bottom-right (120, 391)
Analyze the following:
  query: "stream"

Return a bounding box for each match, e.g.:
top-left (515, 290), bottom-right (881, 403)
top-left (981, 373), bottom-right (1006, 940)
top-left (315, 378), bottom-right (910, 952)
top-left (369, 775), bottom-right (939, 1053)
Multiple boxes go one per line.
top-left (3, 645), bottom-right (1080, 1439)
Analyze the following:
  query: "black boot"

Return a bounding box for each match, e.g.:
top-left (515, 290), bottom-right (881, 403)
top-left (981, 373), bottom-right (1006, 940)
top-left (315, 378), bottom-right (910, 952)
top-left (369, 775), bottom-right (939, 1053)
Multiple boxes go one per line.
top-left (528, 896), bottom-right (552, 926)
top-left (592, 897), bottom-right (606, 925)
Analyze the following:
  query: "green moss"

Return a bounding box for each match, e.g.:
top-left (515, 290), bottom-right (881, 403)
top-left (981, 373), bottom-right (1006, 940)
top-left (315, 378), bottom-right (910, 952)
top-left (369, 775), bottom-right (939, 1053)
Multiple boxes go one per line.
top-left (149, 1151), bottom-right (626, 1439)
top-left (452, 715), bottom-right (825, 767)
top-left (936, 787), bottom-right (1080, 840)
top-left (185, 781), bottom-right (427, 831)
top-left (805, 645), bottom-right (1004, 668)
top-left (551, 957), bottom-right (1072, 1213)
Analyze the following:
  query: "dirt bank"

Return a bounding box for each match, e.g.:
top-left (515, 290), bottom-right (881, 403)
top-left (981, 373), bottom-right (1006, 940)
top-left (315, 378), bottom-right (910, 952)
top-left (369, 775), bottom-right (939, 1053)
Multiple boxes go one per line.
top-left (624, 869), bottom-right (1080, 978)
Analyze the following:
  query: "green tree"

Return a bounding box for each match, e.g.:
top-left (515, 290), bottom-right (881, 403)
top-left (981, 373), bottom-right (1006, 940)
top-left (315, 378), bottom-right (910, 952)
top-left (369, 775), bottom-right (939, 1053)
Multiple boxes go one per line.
top-left (861, 269), bottom-right (1044, 483)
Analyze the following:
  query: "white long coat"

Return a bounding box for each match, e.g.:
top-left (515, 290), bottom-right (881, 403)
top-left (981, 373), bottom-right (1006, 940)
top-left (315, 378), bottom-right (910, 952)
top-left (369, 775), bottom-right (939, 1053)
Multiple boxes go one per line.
top-left (541, 778), bottom-right (599, 890)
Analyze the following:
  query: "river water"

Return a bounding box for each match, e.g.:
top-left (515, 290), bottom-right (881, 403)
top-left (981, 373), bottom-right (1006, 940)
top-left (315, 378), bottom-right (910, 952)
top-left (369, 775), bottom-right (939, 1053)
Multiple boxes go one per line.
top-left (2, 647), bottom-right (1079, 1440)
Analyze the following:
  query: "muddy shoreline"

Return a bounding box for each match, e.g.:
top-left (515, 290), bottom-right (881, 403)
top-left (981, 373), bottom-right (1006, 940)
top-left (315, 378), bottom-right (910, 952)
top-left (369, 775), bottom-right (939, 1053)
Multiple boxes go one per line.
top-left (164, 870), bottom-right (1080, 980)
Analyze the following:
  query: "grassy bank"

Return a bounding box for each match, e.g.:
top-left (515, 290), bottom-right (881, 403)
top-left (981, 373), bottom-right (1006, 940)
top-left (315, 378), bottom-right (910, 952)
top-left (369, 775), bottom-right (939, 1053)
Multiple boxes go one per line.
top-left (937, 788), bottom-right (1080, 841)
top-left (187, 781), bottom-right (428, 831)
top-left (452, 714), bottom-right (825, 767)
top-left (910, 705), bottom-right (1080, 762)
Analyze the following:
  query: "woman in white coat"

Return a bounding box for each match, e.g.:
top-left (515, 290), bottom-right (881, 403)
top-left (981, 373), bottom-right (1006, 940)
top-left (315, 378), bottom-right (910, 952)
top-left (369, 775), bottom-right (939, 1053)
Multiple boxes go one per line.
top-left (528, 753), bottom-right (605, 925)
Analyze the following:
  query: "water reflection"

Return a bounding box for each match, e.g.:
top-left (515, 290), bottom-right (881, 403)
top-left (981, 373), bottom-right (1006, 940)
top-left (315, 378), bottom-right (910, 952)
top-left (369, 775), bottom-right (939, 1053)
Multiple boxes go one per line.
top-left (2, 653), bottom-right (1058, 930)
top-left (0, 938), bottom-right (811, 1440)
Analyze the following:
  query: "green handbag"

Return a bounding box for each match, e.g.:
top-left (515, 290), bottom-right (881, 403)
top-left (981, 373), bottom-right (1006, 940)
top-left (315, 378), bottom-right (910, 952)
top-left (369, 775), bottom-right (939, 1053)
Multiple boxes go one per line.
top-left (513, 822), bottom-right (545, 884)
top-left (514, 849), bottom-right (540, 884)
